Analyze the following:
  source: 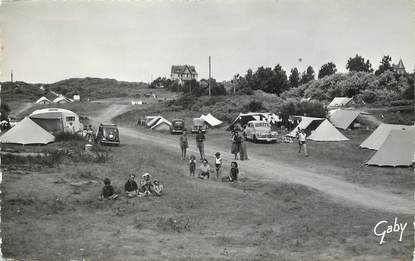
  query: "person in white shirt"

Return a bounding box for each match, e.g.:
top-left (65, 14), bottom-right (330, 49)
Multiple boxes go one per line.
top-left (214, 152), bottom-right (223, 179)
top-left (298, 129), bottom-right (309, 157)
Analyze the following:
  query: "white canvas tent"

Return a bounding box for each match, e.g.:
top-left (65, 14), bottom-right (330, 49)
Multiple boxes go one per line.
top-left (328, 97), bottom-right (353, 108)
top-left (329, 110), bottom-right (361, 130)
top-left (308, 119), bottom-right (349, 141)
top-left (200, 113), bottom-right (222, 127)
top-left (0, 117), bottom-right (55, 145)
top-left (287, 116), bottom-right (325, 137)
top-left (360, 124), bottom-right (413, 150)
top-left (53, 96), bottom-right (72, 103)
top-left (35, 96), bottom-right (52, 104)
top-left (147, 116), bottom-right (162, 128)
top-left (151, 118), bottom-right (172, 131)
top-left (366, 129), bottom-right (415, 167)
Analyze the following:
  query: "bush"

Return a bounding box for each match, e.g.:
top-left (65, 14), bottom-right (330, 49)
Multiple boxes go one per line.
top-left (55, 132), bottom-right (86, 142)
top-left (280, 101), bottom-right (326, 126)
top-left (245, 101), bottom-right (266, 112)
top-left (360, 90), bottom-right (377, 104)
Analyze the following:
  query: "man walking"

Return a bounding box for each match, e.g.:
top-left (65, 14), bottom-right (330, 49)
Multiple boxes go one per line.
top-left (195, 129), bottom-right (206, 160)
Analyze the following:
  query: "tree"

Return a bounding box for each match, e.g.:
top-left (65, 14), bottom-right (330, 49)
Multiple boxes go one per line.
top-left (289, 67), bottom-right (300, 87)
top-left (300, 66), bottom-right (315, 84)
top-left (318, 62), bottom-right (337, 79)
top-left (346, 54), bottom-right (373, 72)
top-left (270, 65), bottom-right (289, 95)
top-left (375, 55), bottom-right (393, 76)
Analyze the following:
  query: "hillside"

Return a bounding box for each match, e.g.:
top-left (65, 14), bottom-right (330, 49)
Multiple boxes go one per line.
top-left (1, 77), bottom-right (148, 103)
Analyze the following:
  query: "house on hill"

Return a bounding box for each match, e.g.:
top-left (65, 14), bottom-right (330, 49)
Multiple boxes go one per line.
top-left (171, 65), bottom-right (198, 84)
top-left (392, 59), bottom-right (406, 75)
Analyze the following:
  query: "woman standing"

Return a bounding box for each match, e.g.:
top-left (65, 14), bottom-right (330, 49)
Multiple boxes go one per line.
top-left (240, 132), bottom-right (248, 160)
top-left (179, 130), bottom-right (188, 160)
top-left (231, 131), bottom-right (242, 160)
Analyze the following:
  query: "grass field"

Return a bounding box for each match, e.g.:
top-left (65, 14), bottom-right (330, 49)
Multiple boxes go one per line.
top-left (2, 134), bottom-right (413, 260)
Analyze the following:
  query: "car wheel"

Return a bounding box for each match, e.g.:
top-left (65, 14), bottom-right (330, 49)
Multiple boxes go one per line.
top-left (253, 135), bottom-right (258, 143)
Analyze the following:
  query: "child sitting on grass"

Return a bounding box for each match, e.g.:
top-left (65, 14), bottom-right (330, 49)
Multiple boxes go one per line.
top-left (153, 179), bottom-right (164, 196)
top-left (222, 162), bottom-right (239, 182)
top-left (189, 155), bottom-right (196, 177)
top-left (198, 159), bottom-right (211, 180)
top-left (99, 178), bottom-right (118, 200)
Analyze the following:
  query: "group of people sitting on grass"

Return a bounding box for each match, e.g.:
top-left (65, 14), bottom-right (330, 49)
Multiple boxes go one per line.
top-left (99, 173), bottom-right (164, 200)
top-left (189, 152), bottom-right (239, 182)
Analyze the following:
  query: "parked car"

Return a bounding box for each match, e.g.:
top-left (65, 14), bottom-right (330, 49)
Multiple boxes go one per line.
top-left (95, 123), bottom-right (120, 145)
top-left (191, 118), bottom-right (207, 133)
top-left (244, 120), bottom-right (278, 143)
top-left (170, 119), bottom-right (185, 134)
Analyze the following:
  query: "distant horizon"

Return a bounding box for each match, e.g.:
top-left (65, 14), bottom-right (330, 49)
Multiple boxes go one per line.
top-left (1, 0), bottom-right (414, 83)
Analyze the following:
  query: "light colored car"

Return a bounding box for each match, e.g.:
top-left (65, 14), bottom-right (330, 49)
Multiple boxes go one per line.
top-left (244, 120), bottom-right (278, 143)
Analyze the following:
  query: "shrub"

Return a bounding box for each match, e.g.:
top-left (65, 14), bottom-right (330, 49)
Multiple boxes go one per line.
top-left (55, 132), bottom-right (86, 142)
top-left (245, 101), bottom-right (266, 112)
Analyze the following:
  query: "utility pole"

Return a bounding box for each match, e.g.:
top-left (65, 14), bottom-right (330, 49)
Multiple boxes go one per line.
top-left (208, 56), bottom-right (211, 97)
top-left (11, 70), bottom-right (13, 83)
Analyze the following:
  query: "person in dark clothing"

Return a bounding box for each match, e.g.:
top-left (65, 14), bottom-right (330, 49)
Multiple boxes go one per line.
top-left (124, 174), bottom-right (139, 197)
top-left (195, 129), bottom-right (206, 160)
top-left (138, 173), bottom-right (155, 196)
top-left (231, 131), bottom-right (242, 160)
top-left (222, 162), bottom-right (239, 182)
top-left (100, 178), bottom-right (118, 200)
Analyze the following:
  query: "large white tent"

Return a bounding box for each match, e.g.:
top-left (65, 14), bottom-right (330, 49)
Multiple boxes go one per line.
top-left (287, 116), bottom-right (325, 137)
top-left (360, 124), bottom-right (413, 150)
top-left (150, 117), bottom-right (172, 131)
top-left (329, 110), bottom-right (361, 130)
top-left (308, 119), bottom-right (349, 141)
top-left (200, 113), bottom-right (222, 127)
top-left (366, 129), bottom-right (415, 167)
top-left (0, 117), bottom-right (55, 145)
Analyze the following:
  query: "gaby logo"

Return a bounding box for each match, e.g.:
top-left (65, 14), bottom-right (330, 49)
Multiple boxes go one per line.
top-left (373, 217), bottom-right (407, 245)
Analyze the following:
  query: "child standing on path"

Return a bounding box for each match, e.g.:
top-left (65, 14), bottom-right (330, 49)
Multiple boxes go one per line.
top-left (189, 155), bottom-right (196, 177)
top-left (214, 152), bottom-right (223, 180)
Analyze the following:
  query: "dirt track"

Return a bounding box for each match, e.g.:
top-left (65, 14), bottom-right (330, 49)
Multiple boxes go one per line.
top-left (93, 104), bottom-right (414, 215)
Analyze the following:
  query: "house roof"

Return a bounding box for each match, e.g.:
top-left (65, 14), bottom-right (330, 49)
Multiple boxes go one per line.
top-left (171, 65), bottom-right (198, 75)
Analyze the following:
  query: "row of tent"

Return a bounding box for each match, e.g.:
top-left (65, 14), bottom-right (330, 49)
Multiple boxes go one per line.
top-left (144, 113), bottom-right (223, 131)
top-left (35, 96), bottom-right (74, 104)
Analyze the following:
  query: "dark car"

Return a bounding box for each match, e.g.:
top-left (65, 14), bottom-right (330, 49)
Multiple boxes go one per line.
top-left (170, 119), bottom-right (185, 134)
top-left (95, 123), bottom-right (120, 145)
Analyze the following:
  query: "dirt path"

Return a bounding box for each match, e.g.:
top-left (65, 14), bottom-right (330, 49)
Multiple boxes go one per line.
top-left (93, 104), bottom-right (414, 215)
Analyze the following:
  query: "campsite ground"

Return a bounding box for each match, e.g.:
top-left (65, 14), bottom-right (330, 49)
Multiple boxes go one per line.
top-left (1, 98), bottom-right (414, 260)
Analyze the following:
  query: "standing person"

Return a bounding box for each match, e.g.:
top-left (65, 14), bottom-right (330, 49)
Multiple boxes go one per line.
top-left (231, 131), bottom-right (242, 160)
top-left (214, 152), bottom-right (223, 180)
top-left (198, 159), bottom-right (210, 180)
top-left (298, 129), bottom-right (309, 157)
top-left (240, 132), bottom-right (248, 160)
top-left (195, 129), bottom-right (206, 160)
top-left (124, 174), bottom-right (139, 197)
top-left (295, 127), bottom-right (302, 153)
top-left (189, 155), bottom-right (197, 177)
top-left (179, 130), bottom-right (189, 160)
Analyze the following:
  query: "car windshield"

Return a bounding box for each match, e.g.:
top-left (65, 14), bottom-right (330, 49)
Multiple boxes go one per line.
top-left (254, 122), bottom-right (269, 128)
top-left (105, 128), bottom-right (118, 134)
top-left (173, 121), bottom-right (184, 126)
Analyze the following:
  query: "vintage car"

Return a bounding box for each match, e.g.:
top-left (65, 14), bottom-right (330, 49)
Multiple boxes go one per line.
top-left (244, 120), bottom-right (278, 143)
top-left (95, 123), bottom-right (120, 145)
top-left (191, 118), bottom-right (207, 133)
top-left (170, 119), bottom-right (186, 134)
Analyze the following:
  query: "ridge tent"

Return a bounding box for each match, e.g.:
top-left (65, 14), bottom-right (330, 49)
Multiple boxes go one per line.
top-left (147, 116), bottom-right (162, 128)
top-left (287, 116), bottom-right (325, 137)
top-left (329, 110), bottom-right (361, 130)
top-left (366, 129), bottom-right (415, 167)
top-left (151, 118), bottom-right (172, 131)
top-left (35, 96), bottom-right (52, 104)
top-left (308, 119), bottom-right (349, 141)
top-left (53, 96), bottom-right (72, 103)
top-left (328, 97), bottom-right (353, 108)
top-left (360, 124), bottom-right (413, 150)
top-left (0, 117), bottom-right (55, 145)
top-left (200, 113), bottom-right (222, 127)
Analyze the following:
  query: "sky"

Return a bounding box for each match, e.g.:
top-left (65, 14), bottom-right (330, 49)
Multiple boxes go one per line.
top-left (0, 0), bottom-right (414, 83)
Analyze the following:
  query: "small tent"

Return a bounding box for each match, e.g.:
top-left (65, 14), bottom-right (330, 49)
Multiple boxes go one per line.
top-left (287, 116), bottom-right (325, 137)
top-left (308, 119), bottom-right (349, 141)
top-left (366, 129), bottom-right (415, 167)
top-left (328, 97), bottom-right (353, 108)
top-left (329, 110), bottom-right (361, 130)
top-left (151, 118), bottom-right (172, 131)
top-left (147, 116), bottom-right (162, 128)
top-left (360, 124), bottom-right (413, 150)
top-left (53, 96), bottom-right (71, 103)
top-left (35, 96), bottom-right (52, 104)
top-left (0, 117), bottom-right (55, 145)
top-left (200, 113), bottom-right (222, 127)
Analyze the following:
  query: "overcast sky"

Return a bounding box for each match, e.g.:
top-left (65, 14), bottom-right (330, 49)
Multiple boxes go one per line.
top-left (0, 0), bottom-right (414, 83)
